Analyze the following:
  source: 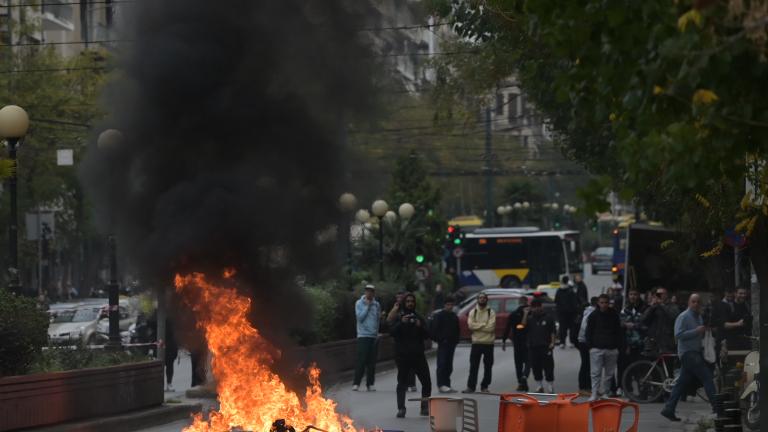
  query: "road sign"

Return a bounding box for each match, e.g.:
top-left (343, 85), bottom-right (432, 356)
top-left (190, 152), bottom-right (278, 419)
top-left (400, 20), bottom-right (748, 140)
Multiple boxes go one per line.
top-left (452, 247), bottom-right (464, 258)
top-left (415, 266), bottom-right (430, 281)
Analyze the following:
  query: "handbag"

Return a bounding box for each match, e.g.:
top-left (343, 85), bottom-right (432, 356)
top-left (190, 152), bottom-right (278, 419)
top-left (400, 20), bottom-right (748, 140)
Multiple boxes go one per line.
top-left (703, 329), bottom-right (716, 364)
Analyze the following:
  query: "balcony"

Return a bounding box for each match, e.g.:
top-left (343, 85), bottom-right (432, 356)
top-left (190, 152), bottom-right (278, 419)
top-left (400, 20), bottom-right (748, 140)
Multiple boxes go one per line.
top-left (40, 2), bottom-right (75, 32)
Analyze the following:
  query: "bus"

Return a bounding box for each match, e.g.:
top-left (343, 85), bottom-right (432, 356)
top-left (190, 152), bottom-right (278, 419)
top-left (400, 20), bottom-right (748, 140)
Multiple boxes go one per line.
top-left (445, 227), bottom-right (582, 288)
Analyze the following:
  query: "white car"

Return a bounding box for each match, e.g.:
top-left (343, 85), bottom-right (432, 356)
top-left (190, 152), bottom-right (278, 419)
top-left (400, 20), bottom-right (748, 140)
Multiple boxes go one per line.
top-left (48, 301), bottom-right (136, 346)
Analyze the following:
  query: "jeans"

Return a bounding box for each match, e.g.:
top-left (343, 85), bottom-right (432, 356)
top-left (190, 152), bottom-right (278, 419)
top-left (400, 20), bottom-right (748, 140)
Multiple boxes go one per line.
top-left (528, 346), bottom-right (555, 382)
top-left (513, 341), bottom-right (530, 383)
top-left (353, 337), bottom-right (378, 386)
top-left (578, 342), bottom-right (591, 390)
top-left (467, 344), bottom-right (494, 390)
top-left (590, 348), bottom-right (619, 397)
top-left (664, 351), bottom-right (717, 414)
top-left (396, 353), bottom-right (432, 410)
top-left (436, 343), bottom-right (457, 388)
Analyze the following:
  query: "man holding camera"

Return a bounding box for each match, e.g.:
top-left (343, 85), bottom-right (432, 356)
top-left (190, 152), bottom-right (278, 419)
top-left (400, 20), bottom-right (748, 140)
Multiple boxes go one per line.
top-left (641, 286), bottom-right (679, 354)
top-left (390, 293), bottom-right (432, 418)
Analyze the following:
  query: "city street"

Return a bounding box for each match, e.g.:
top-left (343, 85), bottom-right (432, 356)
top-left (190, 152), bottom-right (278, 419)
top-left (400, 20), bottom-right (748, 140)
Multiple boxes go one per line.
top-left (138, 267), bottom-right (711, 432)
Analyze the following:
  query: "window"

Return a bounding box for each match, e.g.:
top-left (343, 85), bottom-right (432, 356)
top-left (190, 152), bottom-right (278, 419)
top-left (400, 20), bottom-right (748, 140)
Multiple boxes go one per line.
top-left (508, 93), bottom-right (519, 123)
top-left (505, 300), bottom-right (521, 312)
top-left (495, 93), bottom-right (504, 115)
top-left (488, 299), bottom-right (502, 312)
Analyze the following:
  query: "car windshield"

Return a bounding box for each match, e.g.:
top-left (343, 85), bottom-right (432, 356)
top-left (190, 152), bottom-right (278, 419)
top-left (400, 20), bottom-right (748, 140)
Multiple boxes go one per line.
top-left (71, 308), bottom-right (99, 323)
top-left (596, 247), bottom-right (613, 255)
top-left (52, 309), bottom-right (76, 323)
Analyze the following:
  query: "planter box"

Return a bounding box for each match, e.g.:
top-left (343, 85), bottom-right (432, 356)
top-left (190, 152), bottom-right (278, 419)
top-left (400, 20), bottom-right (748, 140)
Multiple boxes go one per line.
top-left (0, 361), bottom-right (164, 431)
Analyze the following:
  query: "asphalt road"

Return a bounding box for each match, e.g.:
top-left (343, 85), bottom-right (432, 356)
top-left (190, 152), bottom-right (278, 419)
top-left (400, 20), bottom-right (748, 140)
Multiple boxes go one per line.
top-left (138, 265), bottom-right (712, 432)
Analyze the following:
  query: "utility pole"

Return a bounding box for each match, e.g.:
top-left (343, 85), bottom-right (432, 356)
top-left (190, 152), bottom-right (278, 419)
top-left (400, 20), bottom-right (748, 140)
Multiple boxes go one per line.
top-left (483, 107), bottom-right (494, 227)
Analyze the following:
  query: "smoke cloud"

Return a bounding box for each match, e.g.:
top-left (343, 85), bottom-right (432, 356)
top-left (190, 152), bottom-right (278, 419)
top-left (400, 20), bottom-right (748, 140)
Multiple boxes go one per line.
top-left (80, 0), bottom-right (378, 354)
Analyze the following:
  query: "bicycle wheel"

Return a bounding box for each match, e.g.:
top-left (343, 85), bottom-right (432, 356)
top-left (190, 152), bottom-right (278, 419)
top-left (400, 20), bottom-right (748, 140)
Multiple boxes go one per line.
top-left (622, 360), bottom-right (666, 403)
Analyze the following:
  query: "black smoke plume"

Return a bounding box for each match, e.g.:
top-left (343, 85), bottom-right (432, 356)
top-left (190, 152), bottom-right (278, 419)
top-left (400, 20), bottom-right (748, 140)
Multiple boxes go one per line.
top-left (79, 0), bottom-right (378, 361)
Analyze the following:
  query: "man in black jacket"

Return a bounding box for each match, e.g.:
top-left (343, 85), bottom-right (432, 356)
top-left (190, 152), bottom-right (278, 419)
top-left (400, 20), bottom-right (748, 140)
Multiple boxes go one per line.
top-left (555, 276), bottom-right (578, 348)
top-left (503, 296), bottom-right (530, 391)
top-left (390, 293), bottom-right (432, 418)
top-left (431, 295), bottom-right (459, 393)
top-left (585, 294), bottom-right (623, 401)
top-left (641, 286), bottom-right (680, 354)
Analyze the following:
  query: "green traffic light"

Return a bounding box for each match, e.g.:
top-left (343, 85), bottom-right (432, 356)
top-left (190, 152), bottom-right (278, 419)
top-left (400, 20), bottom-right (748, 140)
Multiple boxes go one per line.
top-left (453, 238), bottom-right (462, 245)
top-left (415, 255), bottom-right (425, 264)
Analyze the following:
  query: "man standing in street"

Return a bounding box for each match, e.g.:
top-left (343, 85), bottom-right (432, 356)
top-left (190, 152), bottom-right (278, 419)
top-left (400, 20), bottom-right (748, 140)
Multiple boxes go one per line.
top-left (431, 295), bottom-right (459, 393)
top-left (555, 276), bottom-right (578, 348)
top-left (722, 287), bottom-right (752, 351)
top-left (353, 283), bottom-right (381, 392)
top-left (524, 298), bottom-right (556, 393)
top-left (390, 293), bottom-right (432, 418)
top-left (661, 293), bottom-right (717, 421)
top-left (641, 286), bottom-right (679, 354)
top-left (615, 288), bottom-right (646, 397)
top-left (503, 295), bottom-right (530, 391)
top-left (585, 294), bottom-right (623, 401)
top-left (577, 296), bottom-right (599, 396)
top-left (387, 290), bottom-right (417, 392)
top-left (574, 274), bottom-right (589, 308)
top-left (463, 292), bottom-right (496, 393)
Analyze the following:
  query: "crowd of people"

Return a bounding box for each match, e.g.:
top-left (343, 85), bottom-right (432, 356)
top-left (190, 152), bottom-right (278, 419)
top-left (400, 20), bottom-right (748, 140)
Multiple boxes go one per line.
top-left (352, 279), bottom-right (754, 420)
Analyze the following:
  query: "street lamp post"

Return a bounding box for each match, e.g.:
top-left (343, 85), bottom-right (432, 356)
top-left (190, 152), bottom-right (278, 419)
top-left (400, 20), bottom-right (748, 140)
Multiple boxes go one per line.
top-left (98, 129), bottom-right (124, 350)
top-left (0, 105), bottom-right (30, 295)
top-left (371, 200), bottom-right (389, 280)
top-left (339, 193), bottom-right (357, 275)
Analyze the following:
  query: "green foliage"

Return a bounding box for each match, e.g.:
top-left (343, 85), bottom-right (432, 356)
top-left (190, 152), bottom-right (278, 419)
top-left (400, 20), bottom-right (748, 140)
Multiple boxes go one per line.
top-left (0, 287), bottom-right (49, 377)
top-left (502, 179), bottom-right (544, 206)
top-left (30, 345), bottom-right (150, 374)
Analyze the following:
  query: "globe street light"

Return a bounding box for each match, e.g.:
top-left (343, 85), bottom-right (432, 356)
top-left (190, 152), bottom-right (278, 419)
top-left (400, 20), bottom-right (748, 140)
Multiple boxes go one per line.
top-left (0, 105), bottom-right (29, 295)
top-left (384, 210), bottom-right (398, 224)
top-left (522, 201), bottom-right (530, 210)
top-left (338, 193), bottom-right (357, 276)
top-left (371, 200), bottom-right (389, 280)
top-left (98, 129), bottom-right (124, 350)
top-left (398, 203), bottom-right (415, 221)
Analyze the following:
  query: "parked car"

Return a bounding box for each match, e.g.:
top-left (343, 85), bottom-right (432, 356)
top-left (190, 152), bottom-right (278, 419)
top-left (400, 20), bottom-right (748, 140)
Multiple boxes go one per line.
top-left (48, 300), bottom-right (136, 345)
top-left (591, 246), bottom-right (614, 274)
top-left (456, 290), bottom-right (559, 340)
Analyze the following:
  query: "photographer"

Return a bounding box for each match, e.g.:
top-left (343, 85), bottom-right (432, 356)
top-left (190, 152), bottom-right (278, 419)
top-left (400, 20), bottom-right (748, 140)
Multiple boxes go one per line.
top-left (641, 286), bottom-right (679, 354)
top-left (390, 293), bottom-right (432, 418)
top-left (387, 290), bottom-right (417, 392)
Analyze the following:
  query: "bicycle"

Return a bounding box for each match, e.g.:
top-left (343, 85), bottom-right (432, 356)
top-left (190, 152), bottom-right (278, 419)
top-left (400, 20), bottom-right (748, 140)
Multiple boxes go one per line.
top-left (621, 352), bottom-right (720, 403)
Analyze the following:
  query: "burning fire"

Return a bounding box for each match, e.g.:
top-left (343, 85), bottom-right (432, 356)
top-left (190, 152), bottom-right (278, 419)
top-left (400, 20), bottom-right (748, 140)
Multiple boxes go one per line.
top-left (175, 271), bottom-right (358, 432)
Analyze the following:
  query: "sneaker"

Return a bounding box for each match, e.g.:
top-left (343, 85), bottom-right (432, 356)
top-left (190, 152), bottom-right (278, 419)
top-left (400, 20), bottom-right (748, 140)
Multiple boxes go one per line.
top-left (367, 385), bottom-right (376, 392)
top-left (546, 383), bottom-right (555, 393)
top-left (588, 395), bottom-right (598, 402)
top-left (396, 408), bottom-right (406, 418)
top-left (461, 388), bottom-right (475, 394)
top-left (535, 387), bottom-right (544, 393)
top-left (439, 386), bottom-right (453, 393)
top-left (660, 409), bottom-right (681, 422)
top-left (480, 387), bottom-right (490, 393)
top-left (352, 385), bottom-right (359, 391)
top-left (408, 386), bottom-right (418, 393)
top-left (165, 384), bottom-right (175, 392)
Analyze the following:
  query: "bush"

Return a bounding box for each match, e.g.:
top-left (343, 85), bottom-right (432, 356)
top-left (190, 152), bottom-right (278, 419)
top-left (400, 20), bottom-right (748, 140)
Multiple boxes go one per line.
top-left (30, 345), bottom-right (150, 374)
top-left (0, 287), bottom-right (49, 377)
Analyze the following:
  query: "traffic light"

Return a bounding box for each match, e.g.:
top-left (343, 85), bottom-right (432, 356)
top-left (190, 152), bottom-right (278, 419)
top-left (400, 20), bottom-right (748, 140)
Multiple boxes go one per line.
top-left (447, 225), bottom-right (463, 246)
top-left (415, 254), bottom-right (425, 264)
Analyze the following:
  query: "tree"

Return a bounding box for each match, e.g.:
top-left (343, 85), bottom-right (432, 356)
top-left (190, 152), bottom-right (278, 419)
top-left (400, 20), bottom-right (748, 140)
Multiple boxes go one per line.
top-left (428, 0), bottom-right (768, 294)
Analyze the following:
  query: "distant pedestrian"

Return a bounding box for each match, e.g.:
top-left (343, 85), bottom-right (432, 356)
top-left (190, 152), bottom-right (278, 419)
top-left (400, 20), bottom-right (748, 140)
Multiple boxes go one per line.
top-left (462, 292), bottom-right (496, 393)
top-left (577, 296), bottom-right (599, 395)
top-left (503, 296), bottom-right (531, 391)
top-left (615, 289), bottom-right (646, 396)
top-left (164, 319), bottom-right (178, 392)
top-left (606, 280), bottom-right (624, 312)
top-left (431, 295), bottom-right (460, 393)
top-left (660, 293), bottom-right (717, 422)
top-left (574, 274), bottom-right (589, 309)
top-left (585, 294), bottom-right (623, 401)
top-left (390, 293), bottom-right (432, 418)
top-left (432, 283), bottom-right (447, 311)
top-left (353, 283), bottom-right (381, 392)
top-left (387, 290), bottom-right (417, 392)
top-left (524, 298), bottom-right (556, 393)
top-left (554, 276), bottom-right (578, 348)
top-left (641, 286), bottom-right (679, 354)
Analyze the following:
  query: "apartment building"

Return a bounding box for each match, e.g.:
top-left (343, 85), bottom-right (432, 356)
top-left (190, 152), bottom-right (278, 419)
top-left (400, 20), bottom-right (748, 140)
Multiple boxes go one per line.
top-left (490, 79), bottom-right (554, 159)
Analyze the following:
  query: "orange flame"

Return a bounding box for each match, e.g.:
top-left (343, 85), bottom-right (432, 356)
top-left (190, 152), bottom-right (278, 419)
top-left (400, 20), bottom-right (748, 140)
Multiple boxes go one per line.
top-left (175, 272), bottom-right (358, 432)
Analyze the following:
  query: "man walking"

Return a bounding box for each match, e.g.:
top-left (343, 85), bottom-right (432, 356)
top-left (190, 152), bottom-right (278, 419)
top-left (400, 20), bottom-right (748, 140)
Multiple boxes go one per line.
top-left (555, 276), bottom-right (578, 348)
top-left (431, 295), bottom-right (460, 393)
top-left (524, 299), bottom-right (556, 393)
top-left (390, 293), bottom-right (432, 418)
top-left (353, 283), bottom-right (381, 392)
top-left (661, 293), bottom-right (717, 421)
top-left (503, 295), bottom-right (530, 391)
top-left (585, 294), bottom-right (623, 401)
top-left (577, 296), bottom-right (599, 396)
top-left (463, 292), bottom-right (496, 393)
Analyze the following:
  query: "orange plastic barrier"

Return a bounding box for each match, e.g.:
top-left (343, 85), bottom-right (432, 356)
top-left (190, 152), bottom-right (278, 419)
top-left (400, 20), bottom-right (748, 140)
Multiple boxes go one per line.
top-left (498, 393), bottom-right (589, 432)
top-left (590, 399), bottom-right (639, 432)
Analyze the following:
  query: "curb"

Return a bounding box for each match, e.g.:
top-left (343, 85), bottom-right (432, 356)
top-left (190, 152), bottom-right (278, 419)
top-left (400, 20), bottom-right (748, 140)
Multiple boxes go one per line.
top-left (26, 403), bottom-right (202, 432)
